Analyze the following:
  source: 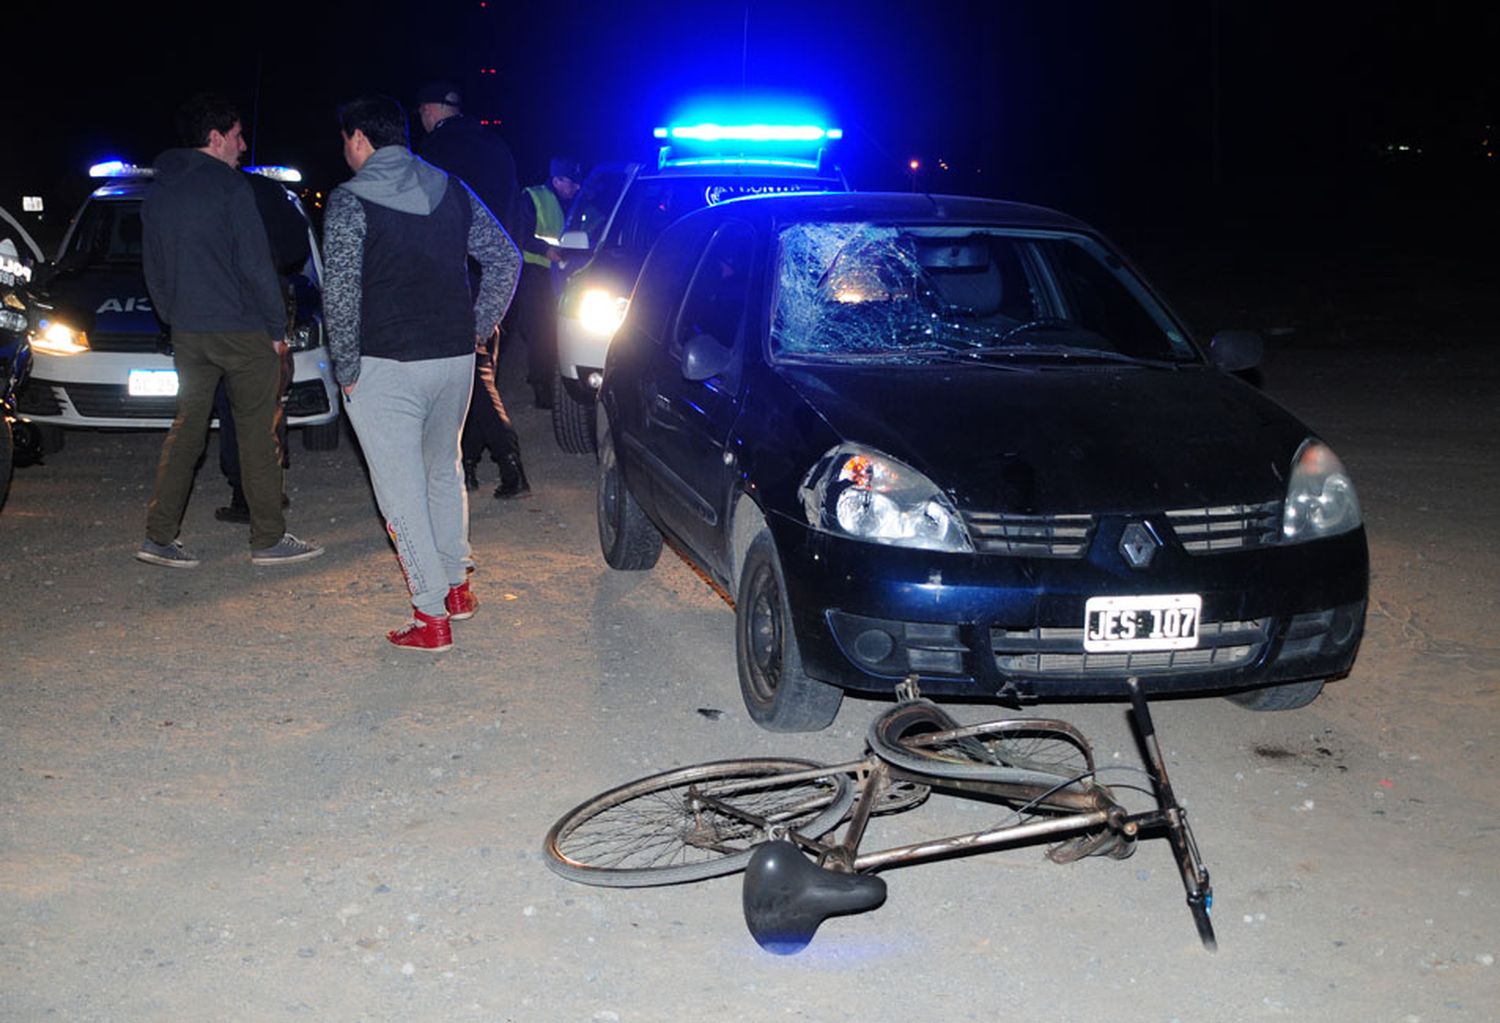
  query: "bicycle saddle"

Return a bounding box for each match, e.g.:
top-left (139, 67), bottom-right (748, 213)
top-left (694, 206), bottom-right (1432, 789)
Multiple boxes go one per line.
top-left (741, 840), bottom-right (887, 954)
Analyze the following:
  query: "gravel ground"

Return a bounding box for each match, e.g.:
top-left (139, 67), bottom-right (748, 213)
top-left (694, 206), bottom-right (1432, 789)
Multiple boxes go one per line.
top-left (2, 320), bottom-right (1498, 1021)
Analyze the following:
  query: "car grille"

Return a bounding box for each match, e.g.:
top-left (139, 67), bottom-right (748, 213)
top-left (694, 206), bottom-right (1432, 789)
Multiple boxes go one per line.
top-left (64, 382), bottom-right (176, 418)
top-left (991, 617), bottom-right (1271, 676)
top-left (1164, 501), bottom-right (1282, 553)
top-left (16, 379), bottom-right (64, 415)
top-left (88, 331), bottom-right (168, 354)
top-left (962, 511), bottom-right (1095, 557)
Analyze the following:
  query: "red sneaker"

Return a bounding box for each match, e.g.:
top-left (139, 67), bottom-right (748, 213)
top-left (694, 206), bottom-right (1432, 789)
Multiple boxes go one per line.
top-left (387, 609), bottom-right (453, 652)
top-left (445, 580), bottom-right (478, 621)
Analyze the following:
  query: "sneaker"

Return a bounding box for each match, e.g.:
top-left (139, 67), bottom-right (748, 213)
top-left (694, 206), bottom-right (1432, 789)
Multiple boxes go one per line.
top-left (388, 608), bottom-right (453, 651)
top-left (250, 533), bottom-right (324, 565)
top-left (445, 580), bottom-right (478, 620)
top-left (136, 538), bottom-right (201, 569)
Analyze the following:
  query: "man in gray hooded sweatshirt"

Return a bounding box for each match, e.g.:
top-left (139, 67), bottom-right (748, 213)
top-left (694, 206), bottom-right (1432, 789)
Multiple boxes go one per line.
top-left (323, 95), bottom-right (520, 651)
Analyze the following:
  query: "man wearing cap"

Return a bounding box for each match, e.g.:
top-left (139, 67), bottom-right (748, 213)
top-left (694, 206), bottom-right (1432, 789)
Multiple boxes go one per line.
top-left (323, 95), bottom-right (521, 651)
top-left (513, 156), bottom-right (582, 410)
top-left (415, 79), bottom-right (530, 498)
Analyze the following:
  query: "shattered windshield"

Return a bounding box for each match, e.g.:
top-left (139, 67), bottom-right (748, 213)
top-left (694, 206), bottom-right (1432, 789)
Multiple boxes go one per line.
top-left (770, 222), bottom-right (1196, 365)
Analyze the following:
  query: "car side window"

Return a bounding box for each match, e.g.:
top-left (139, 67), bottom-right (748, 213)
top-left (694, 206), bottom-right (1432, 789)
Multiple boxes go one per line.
top-left (671, 221), bottom-right (756, 362)
top-left (628, 217), bottom-right (715, 346)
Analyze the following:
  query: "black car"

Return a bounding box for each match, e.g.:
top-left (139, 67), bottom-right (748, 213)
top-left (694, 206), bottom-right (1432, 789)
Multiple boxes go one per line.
top-left (596, 192), bottom-right (1368, 731)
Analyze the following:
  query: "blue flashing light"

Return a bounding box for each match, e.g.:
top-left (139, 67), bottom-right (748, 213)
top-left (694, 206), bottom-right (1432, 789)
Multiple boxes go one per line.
top-left (247, 165), bottom-right (303, 183)
top-left (656, 123), bottom-right (840, 144)
top-left (89, 160), bottom-right (152, 179)
top-left (662, 156), bottom-right (823, 171)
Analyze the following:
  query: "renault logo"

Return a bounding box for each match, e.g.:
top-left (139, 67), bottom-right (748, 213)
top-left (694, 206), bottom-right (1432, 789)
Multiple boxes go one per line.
top-left (1120, 522), bottom-right (1160, 570)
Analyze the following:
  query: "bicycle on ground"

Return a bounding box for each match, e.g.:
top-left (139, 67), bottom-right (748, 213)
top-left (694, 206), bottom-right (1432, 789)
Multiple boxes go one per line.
top-left (544, 678), bottom-right (1216, 954)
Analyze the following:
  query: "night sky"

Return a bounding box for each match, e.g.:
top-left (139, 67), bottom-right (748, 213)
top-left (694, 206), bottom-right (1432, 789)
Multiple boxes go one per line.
top-left (6, 1), bottom-right (1496, 243)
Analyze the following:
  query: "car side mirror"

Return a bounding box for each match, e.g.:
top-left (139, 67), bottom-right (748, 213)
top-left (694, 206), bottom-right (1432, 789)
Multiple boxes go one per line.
top-left (1208, 329), bottom-right (1263, 373)
top-left (682, 333), bottom-right (734, 381)
top-left (559, 230), bottom-right (590, 252)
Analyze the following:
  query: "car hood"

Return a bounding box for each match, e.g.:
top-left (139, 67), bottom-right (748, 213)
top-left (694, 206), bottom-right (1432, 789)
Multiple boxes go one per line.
top-left (775, 362), bottom-right (1310, 513)
top-left (44, 265), bottom-right (163, 335)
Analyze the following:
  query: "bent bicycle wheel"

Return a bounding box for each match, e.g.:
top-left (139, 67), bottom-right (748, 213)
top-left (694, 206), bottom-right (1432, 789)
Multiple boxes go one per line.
top-left (868, 701), bottom-right (1097, 792)
top-left (544, 758), bottom-right (856, 887)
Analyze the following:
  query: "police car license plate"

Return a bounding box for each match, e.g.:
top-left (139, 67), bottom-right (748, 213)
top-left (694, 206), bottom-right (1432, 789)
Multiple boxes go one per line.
top-left (128, 369), bottom-right (178, 397)
top-left (1083, 594), bottom-right (1201, 652)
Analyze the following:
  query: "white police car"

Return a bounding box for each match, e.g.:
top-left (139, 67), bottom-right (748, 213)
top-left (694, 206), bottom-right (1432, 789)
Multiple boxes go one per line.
top-left (550, 118), bottom-right (847, 453)
top-left (18, 161), bottom-right (341, 452)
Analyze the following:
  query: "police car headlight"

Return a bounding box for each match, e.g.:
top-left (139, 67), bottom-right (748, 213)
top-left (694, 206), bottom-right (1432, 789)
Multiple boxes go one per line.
top-left (799, 444), bottom-right (972, 552)
top-left (577, 288), bottom-right (629, 339)
top-left (1282, 438), bottom-right (1362, 543)
top-left (287, 320), bottom-right (321, 352)
top-left (31, 321), bottom-right (90, 355)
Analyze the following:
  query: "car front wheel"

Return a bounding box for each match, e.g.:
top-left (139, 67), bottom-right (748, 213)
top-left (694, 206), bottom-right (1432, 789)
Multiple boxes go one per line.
top-left (551, 373), bottom-right (596, 454)
top-left (301, 418), bottom-right (341, 451)
top-left (735, 529), bottom-right (844, 732)
top-left (1226, 678), bottom-right (1325, 711)
top-left (596, 424), bottom-right (661, 570)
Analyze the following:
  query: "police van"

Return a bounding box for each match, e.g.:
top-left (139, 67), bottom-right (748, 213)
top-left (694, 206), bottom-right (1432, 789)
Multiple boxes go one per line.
top-left (549, 119), bottom-right (847, 453)
top-left (18, 161), bottom-right (341, 452)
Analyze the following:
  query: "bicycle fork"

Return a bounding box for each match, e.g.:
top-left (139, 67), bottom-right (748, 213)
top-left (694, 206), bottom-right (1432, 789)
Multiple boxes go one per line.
top-left (1127, 678), bottom-right (1217, 952)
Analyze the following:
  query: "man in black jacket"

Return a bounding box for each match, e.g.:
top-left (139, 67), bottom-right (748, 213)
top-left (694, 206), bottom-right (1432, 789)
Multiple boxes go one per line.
top-left (416, 80), bottom-right (529, 498)
top-left (138, 93), bottom-right (322, 567)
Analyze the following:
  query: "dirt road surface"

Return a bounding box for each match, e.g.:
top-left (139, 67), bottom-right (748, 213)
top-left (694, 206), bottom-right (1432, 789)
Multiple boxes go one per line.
top-left (2, 331), bottom-right (1497, 1022)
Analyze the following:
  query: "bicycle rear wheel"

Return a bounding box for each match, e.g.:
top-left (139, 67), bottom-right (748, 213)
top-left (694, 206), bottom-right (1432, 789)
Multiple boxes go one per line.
top-left (544, 758), bottom-right (855, 887)
top-left (868, 701), bottom-right (1097, 791)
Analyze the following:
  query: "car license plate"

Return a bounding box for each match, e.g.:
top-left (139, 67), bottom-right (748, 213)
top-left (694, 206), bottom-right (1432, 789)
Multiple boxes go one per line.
top-left (1083, 594), bottom-right (1201, 652)
top-left (128, 369), bottom-right (178, 397)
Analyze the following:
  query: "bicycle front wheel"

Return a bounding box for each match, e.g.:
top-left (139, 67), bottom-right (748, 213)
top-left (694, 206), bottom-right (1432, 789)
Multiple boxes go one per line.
top-left (544, 758), bottom-right (855, 888)
top-left (868, 701), bottom-right (1097, 791)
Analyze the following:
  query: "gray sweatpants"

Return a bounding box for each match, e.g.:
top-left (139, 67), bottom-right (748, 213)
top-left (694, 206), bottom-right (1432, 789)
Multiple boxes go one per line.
top-left (345, 354), bottom-right (475, 616)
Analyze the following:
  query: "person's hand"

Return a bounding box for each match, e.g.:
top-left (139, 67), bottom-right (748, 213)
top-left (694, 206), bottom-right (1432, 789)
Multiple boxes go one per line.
top-left (342, 382), bottom-right (356, 398)
top-left (272, 338), bottom-right (289, 355)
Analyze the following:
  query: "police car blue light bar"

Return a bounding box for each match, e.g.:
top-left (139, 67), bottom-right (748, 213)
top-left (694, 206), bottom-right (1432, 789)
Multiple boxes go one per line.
top-left (247, 165), bottom-right (303, 183)
top-left (654, 124), bottom-right (842, 143)
top-left (89, 160), bottom-right (153, 179)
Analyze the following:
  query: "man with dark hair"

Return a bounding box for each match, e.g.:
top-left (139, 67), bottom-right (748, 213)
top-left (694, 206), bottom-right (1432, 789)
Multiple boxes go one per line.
top-left (415, 79), bottom-right (529, 499)
top-left (513, 156), bottom-right (582, 410)
top-left (137, 92), bottom-right (322, 568)
top-left (323, 95), bottom-right (520, 651)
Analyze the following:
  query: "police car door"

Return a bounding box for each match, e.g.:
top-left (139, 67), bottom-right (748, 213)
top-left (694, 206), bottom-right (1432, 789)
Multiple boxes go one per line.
top-left (641, 219), bottom-right (757, 566)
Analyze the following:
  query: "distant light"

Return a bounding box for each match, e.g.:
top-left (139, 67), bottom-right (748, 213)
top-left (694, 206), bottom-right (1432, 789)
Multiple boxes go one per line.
top-left (908, 159), bottom-right (920, 171)
top-left (22, 196), bottom-right (43, 212)
top-left (658, 123), bottom-right (840, 143)
top-left (247, 165), bottom-right (302, 183)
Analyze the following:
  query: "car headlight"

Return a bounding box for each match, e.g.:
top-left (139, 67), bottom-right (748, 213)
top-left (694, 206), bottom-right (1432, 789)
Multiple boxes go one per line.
top-left (577, 287), bottom-right (629, 338)
top-left (799, 444), bottom-right (971, 552)
top-left (30, 320), bottom-right (90, 355)
top-left (1282, 438), bottom-right (1362, 543)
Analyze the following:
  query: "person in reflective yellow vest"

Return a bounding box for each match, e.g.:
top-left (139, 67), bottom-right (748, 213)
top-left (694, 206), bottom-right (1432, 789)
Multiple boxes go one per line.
top-left (511, 157), bottom-right (581, 408)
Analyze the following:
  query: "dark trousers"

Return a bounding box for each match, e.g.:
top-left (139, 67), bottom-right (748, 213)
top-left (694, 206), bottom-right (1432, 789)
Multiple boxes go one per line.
top-left (214, 348), bottom-right (291, 504)
top-left (146, 330), bottom-right (285, 549)
top-left (461, 330), bottom-right (520, 467)
top-left (512, 262), bottom-right (558, 388)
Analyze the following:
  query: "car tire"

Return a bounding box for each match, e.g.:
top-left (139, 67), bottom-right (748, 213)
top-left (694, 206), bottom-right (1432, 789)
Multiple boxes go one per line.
top-left (552, 373), bottom-right (596, 454)
top-left (596, 423), bottom-right (661, 570)
top-left (0, 419), bottom-right (13, 511)
top-left (1226, 678), bottom-right (1325, 711)
top-left (735, 529), bottom-right (844, 732)
top-left (33, 422), bottom-right (64, 454)
top-left (301, 418), bottom-right (342, 451)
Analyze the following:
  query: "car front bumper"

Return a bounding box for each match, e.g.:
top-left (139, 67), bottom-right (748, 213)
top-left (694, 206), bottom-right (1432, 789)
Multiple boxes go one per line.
top-left (766, 513), bottom-right (1369, 702)
top-left (19, 347), bottom-right (339, 429)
